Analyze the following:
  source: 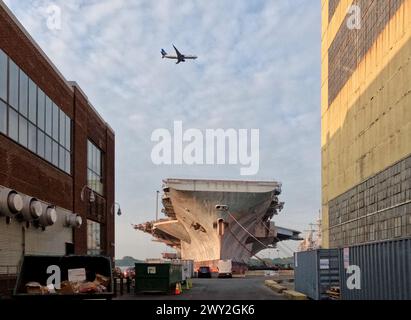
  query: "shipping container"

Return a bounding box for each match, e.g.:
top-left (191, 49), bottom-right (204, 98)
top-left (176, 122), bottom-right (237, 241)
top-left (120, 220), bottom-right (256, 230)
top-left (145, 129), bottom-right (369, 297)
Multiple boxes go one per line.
top-left (294, 249), bottom-right (340, 300)
top-left (340, 237), bottom-right (411, 300)
top-left (134, 263), bottom-right (182, 294)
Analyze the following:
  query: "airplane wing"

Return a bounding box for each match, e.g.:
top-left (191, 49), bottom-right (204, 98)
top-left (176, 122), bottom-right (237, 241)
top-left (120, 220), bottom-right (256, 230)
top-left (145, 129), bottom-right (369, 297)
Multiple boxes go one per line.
top-left (173, 45), bottom-right (183, 59)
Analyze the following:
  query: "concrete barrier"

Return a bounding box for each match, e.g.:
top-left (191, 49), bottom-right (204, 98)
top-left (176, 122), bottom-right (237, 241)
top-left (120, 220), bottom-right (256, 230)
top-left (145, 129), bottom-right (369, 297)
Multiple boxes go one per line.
top-left (283, 290), bottom-right (308, 300)
top-left (264, 280), bottom-right (287, 293)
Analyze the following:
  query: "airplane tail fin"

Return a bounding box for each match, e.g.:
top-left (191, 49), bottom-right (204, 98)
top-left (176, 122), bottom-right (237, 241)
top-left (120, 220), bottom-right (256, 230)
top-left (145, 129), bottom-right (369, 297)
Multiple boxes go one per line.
top-left (161, 49), bottom-right (167, 58)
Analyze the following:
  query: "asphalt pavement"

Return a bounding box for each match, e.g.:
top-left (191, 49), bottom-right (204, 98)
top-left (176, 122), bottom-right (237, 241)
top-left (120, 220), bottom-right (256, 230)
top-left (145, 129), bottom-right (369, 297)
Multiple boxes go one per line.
top-left (117, 276), bottom-right (286, 300)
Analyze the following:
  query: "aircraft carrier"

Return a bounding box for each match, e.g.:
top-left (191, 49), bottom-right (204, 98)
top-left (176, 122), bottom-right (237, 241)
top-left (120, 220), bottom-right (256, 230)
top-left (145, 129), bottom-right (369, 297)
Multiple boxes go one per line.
top-left (134, 179), bottom-right (301, 273)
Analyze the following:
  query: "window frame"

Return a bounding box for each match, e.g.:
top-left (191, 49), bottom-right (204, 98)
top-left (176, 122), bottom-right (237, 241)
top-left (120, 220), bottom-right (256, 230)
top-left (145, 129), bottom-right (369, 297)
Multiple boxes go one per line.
top-left (0, 49), bottom-right (8, 102)
top-left (0, 53), bottom-right (73, 175)
top-left (87, 219), bottom-right (102, 256)
top-left (87, 140), bottom-right (104, 195)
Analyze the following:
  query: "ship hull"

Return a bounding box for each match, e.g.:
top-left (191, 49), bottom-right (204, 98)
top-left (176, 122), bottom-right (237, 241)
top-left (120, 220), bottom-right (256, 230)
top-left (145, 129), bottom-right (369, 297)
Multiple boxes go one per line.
top-left (134, 179), bottom-right (301, 272)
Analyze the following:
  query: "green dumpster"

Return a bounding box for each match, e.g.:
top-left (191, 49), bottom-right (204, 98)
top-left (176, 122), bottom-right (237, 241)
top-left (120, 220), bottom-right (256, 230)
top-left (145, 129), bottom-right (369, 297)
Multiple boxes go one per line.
top-left (134, 263), bottom-right (182, 294)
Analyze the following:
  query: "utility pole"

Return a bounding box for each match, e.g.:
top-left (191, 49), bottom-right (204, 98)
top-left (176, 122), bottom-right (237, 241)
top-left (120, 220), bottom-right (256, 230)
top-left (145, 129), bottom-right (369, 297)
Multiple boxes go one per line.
top-left (155, 190), bottom-right (160, 221)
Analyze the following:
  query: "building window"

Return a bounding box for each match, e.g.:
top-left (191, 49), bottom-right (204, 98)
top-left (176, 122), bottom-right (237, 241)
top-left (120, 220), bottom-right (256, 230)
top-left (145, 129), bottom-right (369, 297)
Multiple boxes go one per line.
top-left (37, 88), bottom-right (45, 130)
top-left (52, 103), bottom-right (59, 140)
top-left (9, 107), bottom-right (18, 141)
top-left (28, 123), bottom-right (36, 152)
top-left (45, 95), bottom-right (52, 135)
top-left (9, 60), bottom-right (18, 110)
top-left (0, 51), bottom-right (72, 174)
top-left (18, 115), bottom-right (28, 147)
top-left (0, 49), bottom-right (7, 102)
top-left (28, 78), bottom-right (37, 123)
top-left (45, 135), bottom-right (52, 162)
top-left (65, 116), bottom-right (70, 149)
top-left (37, 129), bottom-right (45, 157)
top-left (0, 100), bottom-right (6, 134)
top-left (19, 70), bottom-right (28, 117)
top-left (87, 220), bottom-right (101, 256)
top-left (52, 140), bottom-right (58, 167)
top-left (87, 140), bottom-right (103, 195)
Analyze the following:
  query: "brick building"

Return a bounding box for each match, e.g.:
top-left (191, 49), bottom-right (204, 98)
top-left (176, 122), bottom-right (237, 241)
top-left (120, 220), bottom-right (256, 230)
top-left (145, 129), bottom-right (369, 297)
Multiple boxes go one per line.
top-left (0, 2), bottom-right (115, 294)
top-left (322, 0), bottom-right (411, 247)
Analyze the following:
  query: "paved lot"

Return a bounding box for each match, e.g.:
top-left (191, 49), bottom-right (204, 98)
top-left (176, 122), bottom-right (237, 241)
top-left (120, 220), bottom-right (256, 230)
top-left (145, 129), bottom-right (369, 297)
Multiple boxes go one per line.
top-left (117, 276), bottom-right (286, 300)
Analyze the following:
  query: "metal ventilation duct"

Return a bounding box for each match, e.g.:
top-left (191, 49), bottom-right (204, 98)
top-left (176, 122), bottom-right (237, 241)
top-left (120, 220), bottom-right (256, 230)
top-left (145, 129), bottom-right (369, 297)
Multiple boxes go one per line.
top-left (0, 188), bottom-right (24, 217)
top-left (38, 205), bottom-right (57, 227)
top-left (66, 213), bottom-right (82, 228)
top-left (20, 196), bottom-right (43, 221)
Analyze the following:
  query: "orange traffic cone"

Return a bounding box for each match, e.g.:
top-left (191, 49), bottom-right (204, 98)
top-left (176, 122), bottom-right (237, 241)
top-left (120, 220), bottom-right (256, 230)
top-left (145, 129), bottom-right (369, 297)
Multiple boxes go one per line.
top-left (175, 282), bottom-right (182, 295)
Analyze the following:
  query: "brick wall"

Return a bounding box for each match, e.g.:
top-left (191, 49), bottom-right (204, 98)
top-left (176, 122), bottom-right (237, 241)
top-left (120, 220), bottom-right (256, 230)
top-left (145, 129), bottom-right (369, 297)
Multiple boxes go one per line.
top-left (0, 4), bottom-right (115, 259)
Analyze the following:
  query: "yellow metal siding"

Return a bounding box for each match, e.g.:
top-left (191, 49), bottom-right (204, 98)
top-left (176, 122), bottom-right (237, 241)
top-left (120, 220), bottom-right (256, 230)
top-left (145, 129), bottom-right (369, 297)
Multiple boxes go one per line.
top-left (321, 0), bottom-right (411, 247)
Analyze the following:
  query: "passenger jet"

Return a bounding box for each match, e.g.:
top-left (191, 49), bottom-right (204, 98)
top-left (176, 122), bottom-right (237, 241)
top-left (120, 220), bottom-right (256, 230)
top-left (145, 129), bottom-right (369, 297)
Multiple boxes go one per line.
top-left (161, 45), bottom-right (197, 64)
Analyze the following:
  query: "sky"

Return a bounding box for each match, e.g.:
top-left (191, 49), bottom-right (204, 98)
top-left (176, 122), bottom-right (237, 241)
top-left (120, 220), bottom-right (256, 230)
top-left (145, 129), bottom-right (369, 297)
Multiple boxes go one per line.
top-left (4, 0), bottom-right (322, 259)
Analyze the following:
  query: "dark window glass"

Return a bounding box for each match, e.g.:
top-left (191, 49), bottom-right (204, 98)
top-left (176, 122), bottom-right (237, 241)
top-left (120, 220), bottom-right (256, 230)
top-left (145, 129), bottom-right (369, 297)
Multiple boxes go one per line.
top-left (28, 79), bottom-right (37, 123)
top-left (0, 50), bottom-right (7, 102)
top-left (45, 135), bottom-right (52, 162)
top-left (87, 141), bottom-right (92, 168)
top-left (52, 103), bottom-right (59, 140)
top-left (45, 96), bottom-right (52, 135)
top-left (37, 89), bottom-right (45, 130)
top-left (18, 116), bottom-right (27, 147)
top-left (0, 50), bottom-right (73, 174)
top-left (65, 150), bottom-right (71, 174)
top-left (96, 148), bottom-right (101, 174)
top-left (87, 140), bottom-right (103, 195)
top-left (9, 60), bottom-right (19, 110)
top-left (19, 70), bottom-right (28, 117)
top-left (9, 108), bottom-right (18, 141)
top-left (65, 115), bottom-right (71, 150)
top-left (59, 145), bottom-right (65, 170)
top-left (92, 145), bottom-right (97, 172)
top-left (59, 111), bottom-right (65, 146)
top-left (92, 172), bottom-right (97, 194)
top-left (37, 130), bottom-right (45, 158)
top-left (87, 170), bottom-right (92, 187)
top-left (52, 140), bottom-right (58, 166)
top-left (28, 123), bottom-right (36, 152)
top-left (87, 220), bottom-right (101, 256)
top-left (0, 100), bottom-right (6, 134)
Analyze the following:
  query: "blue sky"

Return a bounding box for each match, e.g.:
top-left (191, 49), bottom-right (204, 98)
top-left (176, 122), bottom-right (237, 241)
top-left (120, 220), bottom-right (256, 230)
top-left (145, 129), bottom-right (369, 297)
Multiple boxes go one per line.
top-left (5, 0), bottom-right (322, 259)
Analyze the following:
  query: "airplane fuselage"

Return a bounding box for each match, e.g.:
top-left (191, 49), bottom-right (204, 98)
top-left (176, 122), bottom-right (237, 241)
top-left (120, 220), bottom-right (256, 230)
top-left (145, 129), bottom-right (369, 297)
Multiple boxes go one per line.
top-left (164, 55), bottom-right (197, 62)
